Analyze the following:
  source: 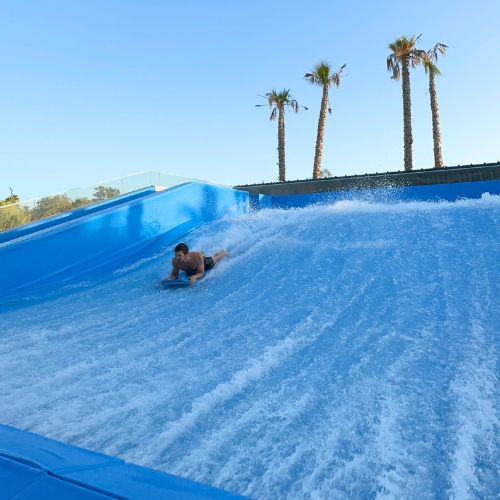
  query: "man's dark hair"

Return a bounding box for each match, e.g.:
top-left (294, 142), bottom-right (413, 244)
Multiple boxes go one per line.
top-left (174, 242), bottom-right (189, 254)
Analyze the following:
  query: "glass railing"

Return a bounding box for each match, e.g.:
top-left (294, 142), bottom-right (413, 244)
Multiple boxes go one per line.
top-left (0, 170), bottom-right (219, 233)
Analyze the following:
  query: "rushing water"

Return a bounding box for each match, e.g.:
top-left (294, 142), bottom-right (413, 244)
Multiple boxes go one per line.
top-left (1, 195), bottom-right (499, 499)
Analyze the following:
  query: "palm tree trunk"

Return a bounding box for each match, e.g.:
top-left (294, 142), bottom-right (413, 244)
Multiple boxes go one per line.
top-left (312, 86), bottom-right (329, 179)
top-left (278, 107), bottom-right (286, 182)
top-left (429, 71), bottom-right (444, 168)
top-left (402, 60), bottom-right (413, 171)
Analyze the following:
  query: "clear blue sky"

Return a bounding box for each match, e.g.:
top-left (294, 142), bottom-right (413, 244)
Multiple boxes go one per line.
top-left (1, 0), bottom-right (499, 200)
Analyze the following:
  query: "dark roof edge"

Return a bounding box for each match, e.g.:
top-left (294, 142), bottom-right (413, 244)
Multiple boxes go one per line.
top-left (234, 162), bottom-right (500, 195)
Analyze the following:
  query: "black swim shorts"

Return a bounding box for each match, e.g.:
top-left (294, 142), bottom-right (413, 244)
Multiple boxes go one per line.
top-left (204, 256), bottom-right (215, 270)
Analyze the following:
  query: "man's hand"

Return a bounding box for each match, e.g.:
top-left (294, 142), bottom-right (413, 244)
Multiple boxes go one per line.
top-left (189, 276), bottom-right (197, 284)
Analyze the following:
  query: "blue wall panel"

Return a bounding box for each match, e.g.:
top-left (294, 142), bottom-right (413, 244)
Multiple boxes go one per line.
top-left (0, 187), bottom-right (157, 245)
top-left (264, 179), bottom-right (500, 208)
top-left (0, 183), bottom-right (248, 301)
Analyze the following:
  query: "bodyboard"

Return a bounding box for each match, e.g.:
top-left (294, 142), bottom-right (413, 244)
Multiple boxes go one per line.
top-left (161, 277), bottom-right (191, 287)
top-left (160, 271), bottom-right (209, 288)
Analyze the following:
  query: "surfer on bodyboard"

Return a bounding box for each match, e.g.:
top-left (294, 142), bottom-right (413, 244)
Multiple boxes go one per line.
top-left (161, 242), bottom-right (228, 285)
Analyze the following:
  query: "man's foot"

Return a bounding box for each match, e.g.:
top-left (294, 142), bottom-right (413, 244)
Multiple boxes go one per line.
top-left (213, 250), bottom-right (229, 264)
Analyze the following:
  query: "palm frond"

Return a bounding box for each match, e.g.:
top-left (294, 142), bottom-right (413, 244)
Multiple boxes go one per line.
top-left (304, 71), bottom-right (322, 86)
top-left (435, 42), bottom-right (448, 57)
top-left (387, 54), bottom-right (401, 80)
top-left (427, 42), bottom-right (448, 62)
top-left (266, 90), bottom-right (276, 108)
top-left (410, 49), bottom-right (427, 67)
top-left (306, 61), bottom-right (346, 88)
top-left (388, 35), bottom-right (427, 75)
top-left (329, 64), bottom-right (346, 87)
top-left (423, 59), bottom-right (441, 76)
top-left (257, 89), bottom-right (303, 118)
top-left (421, 42), bottom-right (447, 76)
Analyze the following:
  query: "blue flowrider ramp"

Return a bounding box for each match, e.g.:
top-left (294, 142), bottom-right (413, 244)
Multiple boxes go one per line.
top-left (0, 183), bottom-right (498, 498)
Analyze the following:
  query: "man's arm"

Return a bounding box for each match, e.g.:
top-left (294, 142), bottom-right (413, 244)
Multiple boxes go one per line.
top-left (188, 256), bottom-right (205, 283)
top-left (161, 260), bottom-right (180, 282)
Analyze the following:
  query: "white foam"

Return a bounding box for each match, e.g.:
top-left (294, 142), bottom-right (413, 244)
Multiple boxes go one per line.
top-left (0, 193), bottom-right (498, 497)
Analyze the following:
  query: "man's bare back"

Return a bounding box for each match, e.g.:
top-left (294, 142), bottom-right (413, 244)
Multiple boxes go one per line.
top-left (162, 242), bottom-right (228, 284)
top-left (171, 252), bottom-right (204, 275)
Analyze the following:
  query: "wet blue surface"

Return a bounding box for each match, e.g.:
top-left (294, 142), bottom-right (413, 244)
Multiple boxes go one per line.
top-left (1, 195), bottom-right (498, 498)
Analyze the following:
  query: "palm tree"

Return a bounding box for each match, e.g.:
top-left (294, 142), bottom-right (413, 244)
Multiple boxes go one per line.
top-left (423, 43), bottom-right (448, 168)
top-left (387, 35), bottom-right (426, 171)
top-left (305, 61), bottom-right (346, 179)
top-left (255, 89), bottom-right (305, 182)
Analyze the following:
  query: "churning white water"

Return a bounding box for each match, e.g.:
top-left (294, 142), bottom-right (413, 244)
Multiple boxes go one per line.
top-left (1, 195), bottom-right (498, 498)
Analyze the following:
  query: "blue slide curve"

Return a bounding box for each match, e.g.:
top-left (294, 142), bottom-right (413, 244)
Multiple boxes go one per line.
top-left (0, 180), bottom-right (498, 498)
top-left (0, 186), bottom-right (157, 245)
top-left (0, 182), bottom-right (248, 302)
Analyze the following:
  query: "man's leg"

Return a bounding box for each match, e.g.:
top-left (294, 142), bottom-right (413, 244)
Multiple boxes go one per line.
top-left (212, 250), bottom-right (229, 264)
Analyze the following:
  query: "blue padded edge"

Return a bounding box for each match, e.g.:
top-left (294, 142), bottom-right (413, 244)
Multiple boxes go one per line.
top-left (0, 425), bottom-right (246, 499)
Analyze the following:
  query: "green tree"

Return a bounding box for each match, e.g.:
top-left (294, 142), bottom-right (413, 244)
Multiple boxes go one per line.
top-left (31, 194), bottom-right (73, 220)
top-left (256, 90), bottom-right (305, 182)
top-left (319, 167), bottom-right (332, 178)
top-left (1, 195), bottom-right (20, 206)
top-left (423, 43), bottom-right (448, 169)
top-left (305, 61), bottom-right (346, 179)
top-left (387, 35), bottom-right (426, 171)
top-left (0, 189), bottom-right (30, 231)
top-left (0, 205), bottom-right (31, 231)
top-left (0, 188), bottom-right (20, 206)
top-left (92, 185), bottom-right (121, 201)
top-left (71, 197), bottom-right (93, 209)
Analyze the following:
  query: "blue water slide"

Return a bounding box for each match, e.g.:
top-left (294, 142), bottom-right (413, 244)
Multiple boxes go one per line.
top-left (0, 186), bottom-right (158, 245)
top-left (0, 182), bottom-right (248, 302)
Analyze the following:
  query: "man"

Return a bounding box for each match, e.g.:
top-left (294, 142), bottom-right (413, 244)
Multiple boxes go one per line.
top-left (162, 242), bottom-right (229, 284)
